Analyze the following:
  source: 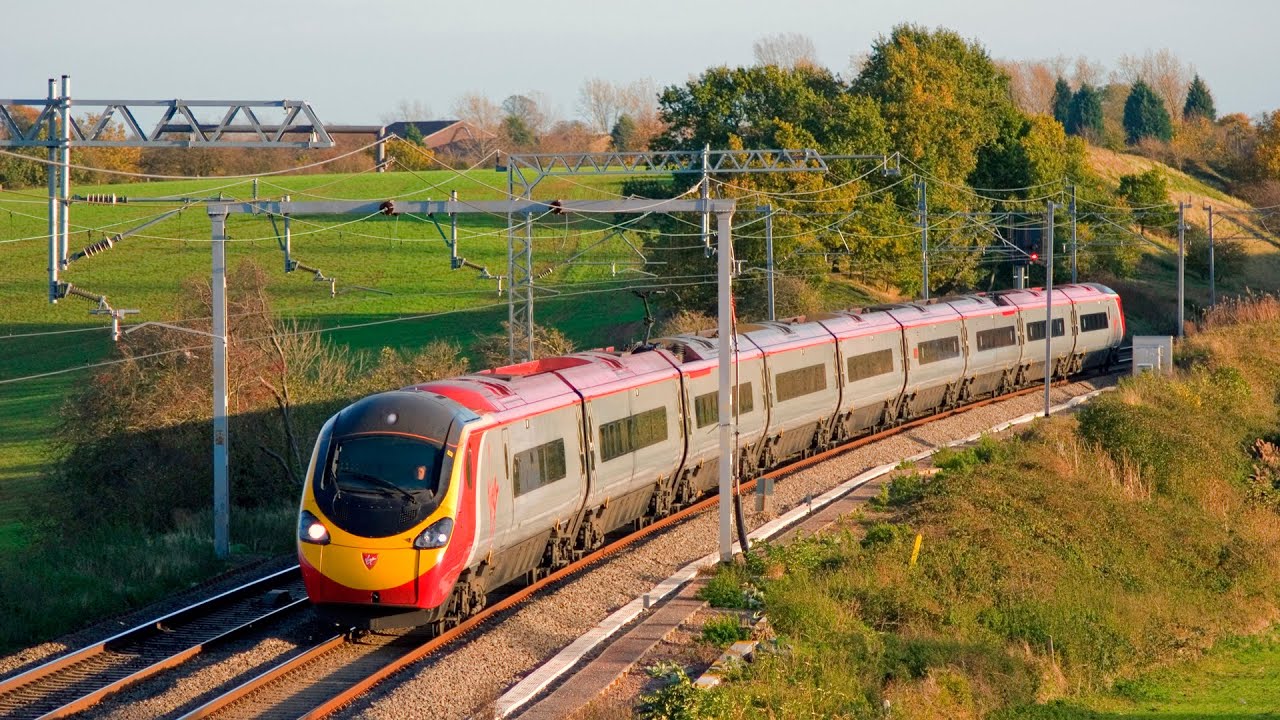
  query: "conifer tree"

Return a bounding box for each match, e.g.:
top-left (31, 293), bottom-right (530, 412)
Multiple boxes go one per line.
top-left (1183, 75), bottom-right (1216, 122)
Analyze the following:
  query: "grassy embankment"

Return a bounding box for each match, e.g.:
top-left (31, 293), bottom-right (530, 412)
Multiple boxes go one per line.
top-left (666, 297), bottom-right (1280, 719)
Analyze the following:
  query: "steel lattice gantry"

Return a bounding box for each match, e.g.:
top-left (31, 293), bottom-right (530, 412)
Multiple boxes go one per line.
top-left (0, 77), bottom-right (334, 306)
top-left (0, 97), bottom-right (333, 148)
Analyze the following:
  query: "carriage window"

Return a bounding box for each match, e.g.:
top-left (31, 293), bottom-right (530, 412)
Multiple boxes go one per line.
top-left (694, 384), bottom-right (754, 428)
top-left (976, 326), bottom-right (1017, 351)
top-left (513, 439), bottom-right (567, 496)
top-left (1081, 312), bottom-right (1109, 332)
top-left (847, 349), bottom-right (895, 382)
top-left (917, 337), bottom-right (960, 364)
top-left (775, 364), bottom-right (827, 402)
top-left (599, 407), bottom-right (668, 461)
top-left (1026, 318), bottom-right (1066, 341)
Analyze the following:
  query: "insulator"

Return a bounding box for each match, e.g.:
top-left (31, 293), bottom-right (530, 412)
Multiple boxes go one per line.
top-left (59, 282), bottom-right (107, 306)
top-left (74, 235), bottom-right (116, 261)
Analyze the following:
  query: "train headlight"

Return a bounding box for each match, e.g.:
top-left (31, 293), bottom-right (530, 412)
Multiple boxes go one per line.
top-left (299, 510), bottom-right (331, 545)
top-left (413, 517), bottom-right (454, 550)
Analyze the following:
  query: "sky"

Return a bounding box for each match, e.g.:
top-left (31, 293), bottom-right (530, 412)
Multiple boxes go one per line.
top-left (1, 0), bottom-right (1276, 126)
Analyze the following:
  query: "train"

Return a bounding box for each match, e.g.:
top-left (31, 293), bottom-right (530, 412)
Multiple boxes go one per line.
top-left (297, 283), bottom-right (1125, 630)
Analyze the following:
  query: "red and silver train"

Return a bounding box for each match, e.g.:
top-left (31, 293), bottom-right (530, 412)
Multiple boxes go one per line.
top-left (297, 283), bottom-right (1125, 629)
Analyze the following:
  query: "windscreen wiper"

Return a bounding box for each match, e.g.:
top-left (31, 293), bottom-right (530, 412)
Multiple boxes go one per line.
top-left (340, 471), bottom-right (419, 504)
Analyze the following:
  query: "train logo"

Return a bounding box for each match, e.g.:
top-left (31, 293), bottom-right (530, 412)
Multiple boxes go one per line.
top-left (362, 553), bottom-right (378, 570)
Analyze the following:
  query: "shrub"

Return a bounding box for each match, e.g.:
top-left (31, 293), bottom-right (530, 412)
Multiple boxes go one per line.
top-left (699, 564), bottom-right (752, 609)
top-left (700, 614), bottom-right (750, 646)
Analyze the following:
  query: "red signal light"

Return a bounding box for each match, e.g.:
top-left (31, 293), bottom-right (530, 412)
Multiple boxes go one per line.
top-left (1029, 253), bottom-right (1039, 262)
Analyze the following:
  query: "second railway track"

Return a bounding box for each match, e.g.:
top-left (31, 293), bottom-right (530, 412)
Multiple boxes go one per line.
top-left (0, 567), bottom-right (307, 720)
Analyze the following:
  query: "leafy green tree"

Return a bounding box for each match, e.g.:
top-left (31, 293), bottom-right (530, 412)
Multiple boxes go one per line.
top-left (852, 25), bottom-right (1013, 186)
top-left (501, 115), bottom-right (535, 148)
top-left (1066, 84), bottom-right (1104, 138)
top-left (971, 114), bottom-right (1084, 196)
top-left (610, 114), bottom-right (637, 151)
top-left (653, 64), bottom-right (870, 152)
top-left (1182, 75), bottom-right (1216, 122)
top-left (1123, 80), bottom-right (1173, 144)
top-left (1051, 77), bottom-right (1073, 127)
top-left (1117, 168), bottom-right (1176, 232)
top-left (402, 122), bottom-right (424, 145)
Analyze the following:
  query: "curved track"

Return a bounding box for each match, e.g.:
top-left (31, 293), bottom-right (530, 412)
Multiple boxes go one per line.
top-left (0, 567), bottom-right (306, 720)
top-left (179, 377), bottom-right (1087, 720)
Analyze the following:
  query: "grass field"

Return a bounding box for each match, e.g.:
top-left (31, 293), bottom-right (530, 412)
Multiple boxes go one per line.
top-left (998, 628), bottom-right (1280, 718)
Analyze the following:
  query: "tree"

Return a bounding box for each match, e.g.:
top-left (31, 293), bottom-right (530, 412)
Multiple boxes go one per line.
top-left (610, 114), bottom-right (637, 151)
top-left (578, 78), bottom-right (621, 135)
top-left (752, 32), bottom-right (819, 69)
top-left (450, 93), bottom-right (503, 161)
top-left (402, 122), bottom-right (424, 145)
top-left (999, 60), bottom-right (1057, 116)
top-left (1114, 49), bottom-right (1192, 123)
top-left (1117, 169), bottom-right (1176, 233)
top-left (1051, 77), bottom-right (1072, 127)
top-left (1257, 111), bottom-right (1280, 180)
top-left (1066, 84), bottom-right (1104, 138)
top-left (655, 64), bottom-right (884, 153)
top-left (380, 99), bottom-right (433, 124)
top-left (1123, 80), bottom-right (1173, 144)
top-left (852, 25), bottom-right (1014, 186)
top-left (971, 113), bottom-right (1083, 197)
top-left (1183, 75), bottom-right (1216, 122)
top-left (501, 115), bottom-right (535, 148)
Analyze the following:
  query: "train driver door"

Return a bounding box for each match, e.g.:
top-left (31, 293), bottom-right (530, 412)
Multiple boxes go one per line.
top-left (475, 426), bottom-right (514, 558)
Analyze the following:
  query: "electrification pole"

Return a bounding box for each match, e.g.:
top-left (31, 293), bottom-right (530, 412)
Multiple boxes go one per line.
top-left (715, 208), bottom-right (736, 563)
top-left (58, 75), bottom-right (70, 268)
top-left (1044, 201), bottom-right (1055, 418)
top-left (45, 78), bottom-right (59, 302)
top-left (1069, 185), bottom-right (1077, 284)
top-left (1177, 202), bottom-right (1186, 339)
top-left (918, 177), bottom-right (929, 300)
top-left (763, 205), bottom-right (775, 321)
top-left (1205, 204), bottom-right (1215, 307)
top-left (701, 145), bottom-right (711, 254)
top-left (210, 211), bottom-right (230, 559)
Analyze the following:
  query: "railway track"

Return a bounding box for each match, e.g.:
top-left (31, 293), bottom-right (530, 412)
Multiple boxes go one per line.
top-left (179, 377), bottom-right (1092, 720)
top-left (0, 566), bottom-right (307, 720)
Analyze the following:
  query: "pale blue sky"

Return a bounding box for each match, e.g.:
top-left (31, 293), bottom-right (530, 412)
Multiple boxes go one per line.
top-left (2, 0), bottom-right (1274, 124)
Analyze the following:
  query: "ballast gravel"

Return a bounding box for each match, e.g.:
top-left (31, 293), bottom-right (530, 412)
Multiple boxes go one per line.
top-left (36, 377), bottom-right (1109, 720)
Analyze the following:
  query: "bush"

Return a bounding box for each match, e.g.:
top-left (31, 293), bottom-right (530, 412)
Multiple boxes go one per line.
top-left (700, 614), bottom-right (750, 646)
top-left (699, 564), bottom-right (752, 609)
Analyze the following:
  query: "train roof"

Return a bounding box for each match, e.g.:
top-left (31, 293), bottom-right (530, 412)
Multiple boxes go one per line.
top-left (415, 348), bottom-right (681, 416)
top-left (992, 283), bottom-right (1115, 310)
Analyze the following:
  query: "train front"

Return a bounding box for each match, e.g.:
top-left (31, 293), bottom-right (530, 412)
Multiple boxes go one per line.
top-left (297, 389), bottom-right (478, 629)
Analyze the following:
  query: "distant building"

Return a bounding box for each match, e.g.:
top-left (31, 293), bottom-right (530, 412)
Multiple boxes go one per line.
top-left (382, 120), bottom-right (494, 152)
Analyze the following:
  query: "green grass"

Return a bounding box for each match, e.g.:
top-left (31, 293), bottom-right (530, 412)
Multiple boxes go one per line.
top-left (996, 628), bottom-right (1280, 718)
